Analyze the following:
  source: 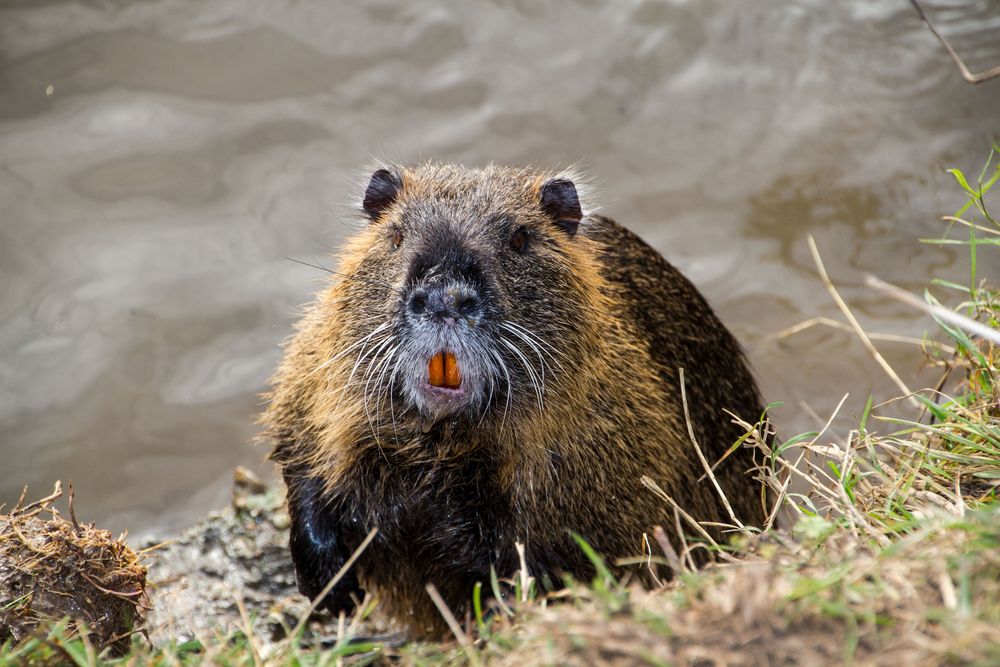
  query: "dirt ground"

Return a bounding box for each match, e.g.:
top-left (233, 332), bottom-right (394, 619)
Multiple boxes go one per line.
top-left (143, 468), bottom-right (318, 647)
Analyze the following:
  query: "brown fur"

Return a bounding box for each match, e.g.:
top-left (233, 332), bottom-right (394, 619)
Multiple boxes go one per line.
top-left (262, 163), bottom-right (766, 637)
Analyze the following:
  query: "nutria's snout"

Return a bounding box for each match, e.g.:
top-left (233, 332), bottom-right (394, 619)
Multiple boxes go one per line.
top-left (400, 278), bottom-right (491, 423)
top-left (406, 284), bottom-right (482, 325)
top-left (405, 282), bottom-right (480, 392)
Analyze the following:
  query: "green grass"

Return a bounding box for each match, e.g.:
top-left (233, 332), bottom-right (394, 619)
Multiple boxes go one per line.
top-left (3, 150), bottom-right (999, 665)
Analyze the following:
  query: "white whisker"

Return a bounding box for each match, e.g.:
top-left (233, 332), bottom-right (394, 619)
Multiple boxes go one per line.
top-left (500, 322), bottom-right (554, 387)
top-left (386, 354), bottom-right (405, 445)
top-left (489, 347), bottom-right (513, 438)
top-left (502, 321), bottom-right (566, 372)
top-left (309, 321), bottom-right (391, 376)
top-left (500, 335), bottom-right (544, 412)
top-left (371, 343), bottom-right (400, 441)
top-left (362, 339), bottom-right (398, 439)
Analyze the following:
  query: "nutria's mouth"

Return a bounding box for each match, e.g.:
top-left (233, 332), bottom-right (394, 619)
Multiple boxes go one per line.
top-left (427, 350), bottom-right (461, 390)
top-left (417, 350), bottom-right (468, 428)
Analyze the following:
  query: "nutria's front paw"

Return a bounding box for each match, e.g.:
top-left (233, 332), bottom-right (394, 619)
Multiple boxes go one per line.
top-left (286, 475), bottom-right (364, 615)
top-left (292, 556), bottom-right (363, 615)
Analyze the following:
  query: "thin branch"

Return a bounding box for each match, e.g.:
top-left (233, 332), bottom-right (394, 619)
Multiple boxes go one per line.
top-left (910, 0), bottom-right (1000, 84)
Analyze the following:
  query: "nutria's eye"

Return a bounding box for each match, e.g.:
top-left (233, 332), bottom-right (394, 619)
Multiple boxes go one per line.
top-left (391, 227), bottom-right (404, 249)
top-left (509, 228), bottom-right (528, 254)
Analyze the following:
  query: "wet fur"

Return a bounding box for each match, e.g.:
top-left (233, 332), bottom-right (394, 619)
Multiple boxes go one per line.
top-left (263, 163), bottom-right (766, 637)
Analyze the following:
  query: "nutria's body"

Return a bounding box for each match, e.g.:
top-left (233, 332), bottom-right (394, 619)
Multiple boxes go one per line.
top-left (264, 164), bottom-right (765, 637)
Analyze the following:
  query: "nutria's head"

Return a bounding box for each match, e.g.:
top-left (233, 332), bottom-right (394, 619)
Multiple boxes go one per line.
top-left (332, 163), bottom-right (607, 434)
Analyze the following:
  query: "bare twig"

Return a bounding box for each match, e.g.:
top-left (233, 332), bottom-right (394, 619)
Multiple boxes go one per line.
top-left (12, 485), bottom-right (29, 513)
top-left (910, 0), bottom-right (1000, 84)
top-left (17, 481), bottom-right (63, 517)
top-left (68, 482), bottom-right (83, 535)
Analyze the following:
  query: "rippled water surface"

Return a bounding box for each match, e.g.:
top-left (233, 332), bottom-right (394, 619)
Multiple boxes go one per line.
top-left (1, 0), bottom-right (999, 537)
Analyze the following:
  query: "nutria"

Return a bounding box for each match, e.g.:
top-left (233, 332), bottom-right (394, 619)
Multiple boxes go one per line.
top-left (263, 163), bottom-right (766, 637)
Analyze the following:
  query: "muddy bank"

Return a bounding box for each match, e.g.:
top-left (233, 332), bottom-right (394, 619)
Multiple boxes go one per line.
top-left (142, 467), bottom-right (351, 647)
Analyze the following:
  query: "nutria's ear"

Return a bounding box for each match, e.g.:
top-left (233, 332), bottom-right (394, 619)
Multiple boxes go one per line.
top-left (539, 178), bottom-right (583, 237)
top-left (363, 168), bottom-right (402, 221)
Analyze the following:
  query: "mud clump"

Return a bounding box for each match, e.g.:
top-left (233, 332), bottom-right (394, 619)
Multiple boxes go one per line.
top-left (0, 482), bottom-right (147, 655)
top-left (144, 467), bottom-right (314, 647)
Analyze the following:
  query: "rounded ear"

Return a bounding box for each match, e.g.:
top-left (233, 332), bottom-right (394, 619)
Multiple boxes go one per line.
top-left (539, 178), bottom-right (583, 237)
top-left (363, 168), bottom-right (402, 221)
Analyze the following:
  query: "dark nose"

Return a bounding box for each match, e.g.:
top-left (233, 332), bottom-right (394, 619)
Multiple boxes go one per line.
top-left (408, 285), bottom-right (480, 322)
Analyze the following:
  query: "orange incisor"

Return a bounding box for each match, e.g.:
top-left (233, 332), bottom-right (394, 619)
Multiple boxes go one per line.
top-left (428, 351), bottom-right (461, 389)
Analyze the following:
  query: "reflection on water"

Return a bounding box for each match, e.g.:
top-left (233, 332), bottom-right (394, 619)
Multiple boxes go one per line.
top-left (1, 0), bottom-right (998, 538)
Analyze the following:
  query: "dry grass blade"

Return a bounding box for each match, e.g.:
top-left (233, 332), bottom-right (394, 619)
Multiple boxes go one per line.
top-left (426, 583), bottom-right (482, 667)
top-left (291, 527), bottom-right (378, 639)
top-left (807, 236), bottom-right (921, 408)
top-left (515, 541), bottom-right (532, 603)
top-left (641, 476), bottom-right (739, 563)
top-left (865, 274), bottom-right (1000, 346)
top-left (651, 525), bottom-right (683, 575)
top-left (678, 368), bottom-right (745, 531)
top-left (235, 596), bottom-right (262, 667)
top-left (768, 315), bottom-right (956, 354)
top-left (941, 215), bottom-right (1000, 236)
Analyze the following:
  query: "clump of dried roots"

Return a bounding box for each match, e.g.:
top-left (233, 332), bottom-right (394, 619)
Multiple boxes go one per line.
top-left (0, 482), bottom-right (148, 655)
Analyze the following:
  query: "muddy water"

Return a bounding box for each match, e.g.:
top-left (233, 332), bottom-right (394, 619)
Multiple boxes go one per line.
top-left (1, 0), bottom-right (998, 538)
